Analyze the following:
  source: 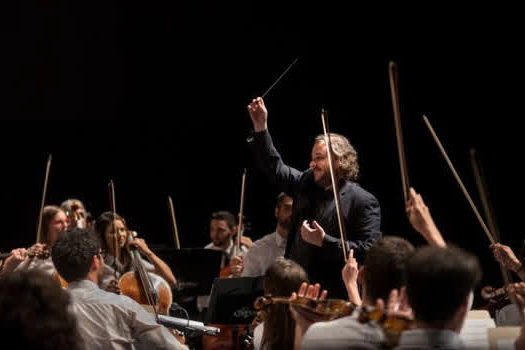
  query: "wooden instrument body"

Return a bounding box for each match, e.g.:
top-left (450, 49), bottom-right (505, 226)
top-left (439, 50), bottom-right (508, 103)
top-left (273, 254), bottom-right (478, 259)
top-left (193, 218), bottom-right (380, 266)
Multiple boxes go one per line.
top-left (119, 270), bottom-right (173, 315)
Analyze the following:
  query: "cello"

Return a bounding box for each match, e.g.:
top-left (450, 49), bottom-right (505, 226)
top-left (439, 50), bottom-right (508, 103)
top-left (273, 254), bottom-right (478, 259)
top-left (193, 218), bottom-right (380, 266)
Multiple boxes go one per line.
top-left (106, 181), bottom-right (173, 315)
top-left (119, 230), bottom-right (173, 315)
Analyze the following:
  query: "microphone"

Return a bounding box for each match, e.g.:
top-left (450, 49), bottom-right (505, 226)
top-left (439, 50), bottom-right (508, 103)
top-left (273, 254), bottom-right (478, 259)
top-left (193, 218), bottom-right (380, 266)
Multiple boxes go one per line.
top-left (157, 314), bottom-right (220, 337)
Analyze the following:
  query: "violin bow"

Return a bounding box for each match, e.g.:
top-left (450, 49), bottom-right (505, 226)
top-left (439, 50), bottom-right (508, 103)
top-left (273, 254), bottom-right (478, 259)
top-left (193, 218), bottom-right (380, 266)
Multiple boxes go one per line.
top-left (388, 61), bottom-right (410, 203)
top-left (168, 196), bottom-right (181, 249)
top-left (321, 109), bottom-right (349, 261)
top-left (470, 148), bottom-right (511, 285)
top-left (422, 115), bottom-right (496, 244)
top-left (36, 154), bottom-right (52, 244)
top-left (261, 57), bottom-right (299, 99)
top-left (236, 168), bottom-right (247, 255)
top-left (108, 180), bottom-right (120, 278)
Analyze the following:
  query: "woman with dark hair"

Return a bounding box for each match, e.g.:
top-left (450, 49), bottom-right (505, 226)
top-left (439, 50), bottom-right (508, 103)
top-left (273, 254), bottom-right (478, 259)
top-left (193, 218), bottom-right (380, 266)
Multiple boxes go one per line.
top-left (254, 257), bottom-right (308, 350)
top-left (1, 205), bottom-right (69, 276)
top-left (94, 211), bottom-right (176, 292)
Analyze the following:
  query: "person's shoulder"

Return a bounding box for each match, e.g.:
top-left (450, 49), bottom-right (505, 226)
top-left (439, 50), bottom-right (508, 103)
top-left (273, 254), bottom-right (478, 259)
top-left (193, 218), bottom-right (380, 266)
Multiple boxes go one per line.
top-left (343, 182), bottom-right (378, 203)
top-left (304, 315), bottom-right (383, 344)
top-left (253, 232), bottom-right (278, 247)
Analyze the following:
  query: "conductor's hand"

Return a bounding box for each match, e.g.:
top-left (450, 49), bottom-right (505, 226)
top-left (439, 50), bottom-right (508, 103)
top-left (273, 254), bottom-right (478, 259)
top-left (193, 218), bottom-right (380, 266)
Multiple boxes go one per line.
top-left (230, 255), bottom-right (244, 277)
top-left (300, 220), bottom-right (325, 247)
top-left (247, 97), bottom-right (268, 132)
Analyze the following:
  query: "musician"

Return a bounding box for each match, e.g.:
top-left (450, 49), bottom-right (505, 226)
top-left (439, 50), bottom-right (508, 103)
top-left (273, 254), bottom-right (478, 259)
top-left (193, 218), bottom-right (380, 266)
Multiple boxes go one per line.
top-left (205, 210), bottom-right (250, 275)
top-left (487, 242), bottom-right (525, 326)
top-left (196, 210), bottom-right (251, 313)
top-left (61, 198), bottom-right (90, 229)
top-left (94, 211), bottom-right (177, 291)
top-left (51, 227), bottom-right (187, 349)
top-left (300, 236), bottom-right (414, 349)
top-left (241, 192), bottom-right (293, 277)
top-left (0, 270), bottom-right (82, 350)
top-left (6, 205), bottom-right (69, 276)
top-left (253, 257), bottom-right (308, 350)
top-left (246, 97), bottom-right (381, 298)
top-left (395, 245), bottom-right (481, 349)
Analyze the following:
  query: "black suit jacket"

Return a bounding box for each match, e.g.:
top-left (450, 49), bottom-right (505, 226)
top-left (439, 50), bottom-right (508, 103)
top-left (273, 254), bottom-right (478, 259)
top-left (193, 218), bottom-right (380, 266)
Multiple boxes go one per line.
top-left (248, 130), bottom-right (381, 298)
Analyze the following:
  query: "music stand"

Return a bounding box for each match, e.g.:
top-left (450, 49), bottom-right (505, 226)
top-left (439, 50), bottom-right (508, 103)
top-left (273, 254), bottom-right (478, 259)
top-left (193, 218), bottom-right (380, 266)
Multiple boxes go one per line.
top-left (158, 248), bottom-right (223, 296)
top-left (205, 276), bottom-right (264, 325)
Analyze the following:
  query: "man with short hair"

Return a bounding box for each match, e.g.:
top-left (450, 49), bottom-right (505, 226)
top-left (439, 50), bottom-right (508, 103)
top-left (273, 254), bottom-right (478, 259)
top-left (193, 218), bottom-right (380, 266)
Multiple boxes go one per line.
top-left (241, 192), bottom-right (293, 277)
top-left (395, 245), bottom-right (481, 349)
top-left (300, 236), bottom-right (415, 349)
top-left (51, 227), bottom-right (187, 350)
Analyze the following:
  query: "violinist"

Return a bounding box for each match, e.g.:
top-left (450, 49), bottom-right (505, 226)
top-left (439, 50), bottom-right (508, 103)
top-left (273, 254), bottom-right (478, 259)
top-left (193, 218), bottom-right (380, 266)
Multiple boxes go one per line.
top-left (253, 257), bottom-right (308, 350)
top-left (488, 242), bottom-right (524, 326)
top-left (60, 198), bottom-right (89, 229)
top-left (197, 210), bottom-right (251, 313)
top-left (6, 205), bottom-right (69, 276)
top-left (94, 211), bottom-right (177, 292)
top-left (300, 236), bottom-right (414, 350)
top-left (51, 227), bottom-right (188, 350)
top-left (395, 245), bottom-right (481, 349)
top-left (246, 97), bottom-right (381, 299)
top-left (205, 210), bottom-right (251, 276)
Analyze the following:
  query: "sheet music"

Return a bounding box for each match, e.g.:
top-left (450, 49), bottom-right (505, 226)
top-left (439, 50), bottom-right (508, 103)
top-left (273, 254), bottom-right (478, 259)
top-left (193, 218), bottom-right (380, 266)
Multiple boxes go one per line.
top-left (460, 318), bottom-right (496, 349)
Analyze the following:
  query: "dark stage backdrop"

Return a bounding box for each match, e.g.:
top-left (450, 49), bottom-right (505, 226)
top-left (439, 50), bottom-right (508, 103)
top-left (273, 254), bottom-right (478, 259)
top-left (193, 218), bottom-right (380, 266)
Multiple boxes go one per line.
top-left (1, 3), bottom-right (522, 301)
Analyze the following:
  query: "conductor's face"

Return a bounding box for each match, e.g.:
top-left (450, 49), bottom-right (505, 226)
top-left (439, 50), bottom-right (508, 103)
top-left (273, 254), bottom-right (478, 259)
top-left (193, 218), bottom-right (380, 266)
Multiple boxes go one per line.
top-left (310, 140), bottom-right (338, 189)
top-left (210, 219), bottom-right (233, 250)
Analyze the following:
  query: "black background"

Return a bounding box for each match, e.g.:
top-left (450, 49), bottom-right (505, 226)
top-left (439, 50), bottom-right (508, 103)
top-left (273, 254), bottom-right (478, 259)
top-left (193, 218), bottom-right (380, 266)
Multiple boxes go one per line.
top-left (1, 2), bottom-right (522, 301)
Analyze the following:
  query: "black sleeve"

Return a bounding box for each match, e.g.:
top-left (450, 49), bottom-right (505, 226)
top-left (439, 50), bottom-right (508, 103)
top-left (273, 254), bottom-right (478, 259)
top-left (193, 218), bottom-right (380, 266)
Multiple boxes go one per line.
top-left (247, 130), bottom-right (304, 196)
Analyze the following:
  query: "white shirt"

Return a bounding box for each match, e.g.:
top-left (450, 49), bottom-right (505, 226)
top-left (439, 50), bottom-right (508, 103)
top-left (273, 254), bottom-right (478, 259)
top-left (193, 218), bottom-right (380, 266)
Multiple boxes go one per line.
top-left (241, 231), bottom-right (287, 277)
top-left (68, 279), bottom-right (187, 350)
top-left (301, 307), bottom-right (384, 350)
top-left (253, 322), bottom-right (264, 350)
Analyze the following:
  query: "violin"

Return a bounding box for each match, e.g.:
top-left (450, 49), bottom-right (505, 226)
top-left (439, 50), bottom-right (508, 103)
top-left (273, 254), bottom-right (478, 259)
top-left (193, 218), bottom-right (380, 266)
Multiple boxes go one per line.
top-left (253, 295), bottom-right (413, 348)
top-left (0, 245), bottom-right (51, 261)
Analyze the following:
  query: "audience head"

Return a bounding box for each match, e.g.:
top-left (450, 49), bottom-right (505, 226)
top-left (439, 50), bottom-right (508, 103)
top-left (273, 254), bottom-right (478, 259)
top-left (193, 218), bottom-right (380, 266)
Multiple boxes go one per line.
top-left (0, 270), bottom-right (82, 350)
